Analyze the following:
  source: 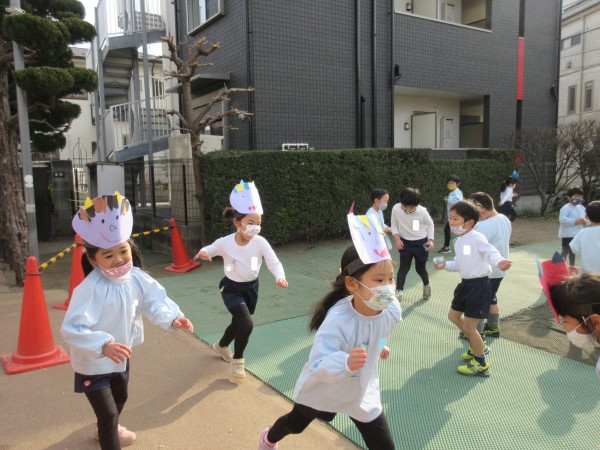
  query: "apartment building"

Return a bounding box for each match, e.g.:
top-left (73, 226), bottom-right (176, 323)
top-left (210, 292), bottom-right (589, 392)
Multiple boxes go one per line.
top-left (175, 0), bottom-right (561, 151)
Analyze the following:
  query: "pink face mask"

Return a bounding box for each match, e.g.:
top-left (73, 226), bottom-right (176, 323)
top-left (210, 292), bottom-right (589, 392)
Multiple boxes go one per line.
top-left (99, 260), bottom-right (133, 279)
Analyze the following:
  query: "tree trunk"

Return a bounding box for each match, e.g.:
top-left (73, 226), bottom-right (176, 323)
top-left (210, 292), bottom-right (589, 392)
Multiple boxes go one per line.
top-left (0, 63), bottom-right (28, 286)
top-left (191, 134), bottom-right (208, 246)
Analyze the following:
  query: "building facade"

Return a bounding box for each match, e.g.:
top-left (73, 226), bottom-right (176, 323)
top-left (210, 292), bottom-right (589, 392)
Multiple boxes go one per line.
top-left (176, 0), bottom-right (561, 151)
top-left (559, 0), bottom-right (600, 124)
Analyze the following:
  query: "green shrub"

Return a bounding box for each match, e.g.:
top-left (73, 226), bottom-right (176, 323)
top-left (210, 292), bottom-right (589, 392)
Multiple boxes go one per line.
top-left (201, 148), bottom-right (517, 245)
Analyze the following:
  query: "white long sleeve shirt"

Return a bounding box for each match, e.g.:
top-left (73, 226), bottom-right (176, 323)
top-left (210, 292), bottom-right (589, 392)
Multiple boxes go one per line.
top-left (474, 214), bottom-right (511, 279)
top-left (292, 296), bottom-right (402, 422)
top-left (444, 229), bottom-right (504, 279)
top-left (390, 204), bottom-right (434, 241)
top-left (200, 234), bottom-right (285, 282)
top-left (558, 203), bottom-right (587, 238)
top-left (61, 267), bottom-right (185, 375)
top-left (570, 226), bottom-right (600, 273)
top-left (499, 186), bottom-right (514, 205)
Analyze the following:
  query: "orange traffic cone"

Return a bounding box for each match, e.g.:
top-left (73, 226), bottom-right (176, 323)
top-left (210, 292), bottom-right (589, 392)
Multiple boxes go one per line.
top-left (165, 218), bottom-right (201, 273)
top-left (53, 234), bottom-right (85, 310)
top-left (2, 257), bottom-right (70, 375)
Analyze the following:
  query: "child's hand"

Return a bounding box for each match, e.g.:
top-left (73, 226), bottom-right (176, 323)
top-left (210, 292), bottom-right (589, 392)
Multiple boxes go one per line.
top-left (172, 317), bottom-right (194, 333)
top-left (347, 347), bottom-right (368, 372)
top-left (102, 342), bottom-right (132, 363)
top-left (276, 279), bottom-right (288, 288)
top-left (395, 239), bottom-right (404, 251)
top-left (379, 346), bottom-right (390, 360)
top-left (383, 226), bottom-right (392, 234)
top-left (194, 250), bottom-right (211, 261)
top-left (498, 260), bottom-right (512, 271)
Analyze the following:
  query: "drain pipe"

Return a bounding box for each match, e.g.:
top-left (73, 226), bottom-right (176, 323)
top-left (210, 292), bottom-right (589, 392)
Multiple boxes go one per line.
top-left (389, 0), bottom-right (395, 147)
top-left (356, 0), bottom-right (362, 148)
top-left (372, 0), bottom-right (377, 148)
top-left (245, 0), bottom-right (254, 150)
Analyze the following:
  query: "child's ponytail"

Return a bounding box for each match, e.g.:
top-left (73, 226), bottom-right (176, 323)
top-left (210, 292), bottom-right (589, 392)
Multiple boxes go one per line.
top-left (308, 245), bottom-right (373, 331)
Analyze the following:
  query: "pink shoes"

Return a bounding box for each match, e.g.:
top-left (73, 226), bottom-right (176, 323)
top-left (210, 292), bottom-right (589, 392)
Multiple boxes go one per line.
top-left (94, 424), bottom-right (137, 446)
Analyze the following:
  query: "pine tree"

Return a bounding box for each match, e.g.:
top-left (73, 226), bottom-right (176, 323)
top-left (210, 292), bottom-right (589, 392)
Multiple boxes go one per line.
top-left (0, 0), bottom-right (97, 285)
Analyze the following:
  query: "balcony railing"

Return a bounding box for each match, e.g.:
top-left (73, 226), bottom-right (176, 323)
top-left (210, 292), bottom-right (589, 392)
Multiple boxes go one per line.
top-left (102, 95), bottom-right (172, 156)
top-left (96, 0), bottom-right (166, 51)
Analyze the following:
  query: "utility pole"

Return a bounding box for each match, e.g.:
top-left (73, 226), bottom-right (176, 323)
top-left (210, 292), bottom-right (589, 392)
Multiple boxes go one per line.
top-left (8, 0), bottom-right (39, 259)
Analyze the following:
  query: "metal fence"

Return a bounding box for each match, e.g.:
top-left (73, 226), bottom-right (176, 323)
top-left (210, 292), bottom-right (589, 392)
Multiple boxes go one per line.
top-left (123, 158), bottom-right (200, 225)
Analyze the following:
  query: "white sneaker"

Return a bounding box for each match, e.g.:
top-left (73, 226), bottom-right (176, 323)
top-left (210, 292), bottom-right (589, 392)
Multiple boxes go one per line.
top-left (423, 284), bottom-right (432, 300)
top-left (231, 358), bottom-right (246, 378)
top-left (212, 341), bottom-right (233, 362)
top-left (395, 290), bottom-right (403, 301)
top-left (258, 427), bottom-right (278, 449)
top-left (94, 424), bottom-right (137, 446)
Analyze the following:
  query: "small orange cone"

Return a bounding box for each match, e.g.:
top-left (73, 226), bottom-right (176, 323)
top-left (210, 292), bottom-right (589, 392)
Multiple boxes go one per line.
top-left (2, 257), bottom-right (70, 375)
top-left (165, 218), bottom-right (201, 273)
top-left (53, 234), bottom-right (85, 310)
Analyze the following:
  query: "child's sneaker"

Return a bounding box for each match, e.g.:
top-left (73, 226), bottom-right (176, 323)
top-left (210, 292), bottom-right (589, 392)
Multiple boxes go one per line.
top-left (457, 359), bottom-right (491, 377)
top-left (94, 425), bottom-right (137, 446)
top-left (395, 290), bottom-right (403, 301)
top-left (422, 284), bottom-right (432, 300)
top-left (461, 343), bottom-right (490, 360)
top-left (482, 324), bottom-right (500, 338)
top-left (439, 246), bottom-right (452, 254)
top-left (231, 358), bottom-right (246, 378)
top-left (258, 427), bottom-right (278, 449)
top-left (212, 341), bottom-right (233, 362)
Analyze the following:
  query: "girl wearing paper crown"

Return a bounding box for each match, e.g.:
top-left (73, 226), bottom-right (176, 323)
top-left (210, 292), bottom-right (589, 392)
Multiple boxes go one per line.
top-left (61, 192), bottom-right (193, 450)
top-left (258, 208), bottom-right (402, 450)
top-left (194, 180), bottom-right (288, 379)
top-left (539, 253), bottom-right (600, 378)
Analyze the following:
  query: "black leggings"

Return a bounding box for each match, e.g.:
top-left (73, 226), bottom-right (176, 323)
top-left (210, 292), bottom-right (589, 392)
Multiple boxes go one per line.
top-left (444, 221), bottom-right (451, 247)
top-left (267, 403), bottom-right (395, 450)
top-left (219, 303), bottom-right (254, 359)
top-left (396, 252), bottom-right (429, 291)
top-left (85, 383), bottom-right (128, 450)
top-left (561, 237), bottom-right (576, 266)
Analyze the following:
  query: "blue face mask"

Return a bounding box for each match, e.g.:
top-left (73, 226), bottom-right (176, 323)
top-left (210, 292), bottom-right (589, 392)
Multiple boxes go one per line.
top-left (379, 203), bottom-right (388, 212)
top-left (571, 198), bottom-right (584, 206)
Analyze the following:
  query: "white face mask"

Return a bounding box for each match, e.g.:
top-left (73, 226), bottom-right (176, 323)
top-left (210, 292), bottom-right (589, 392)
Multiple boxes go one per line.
top-left (354, 279), bottom-right (396, 311)
top-left (450, 224), bottom-right (468, 236)
top-left (240, 224), bottom-right (261, 237)
top-left (566, 321), bottom-right (597, 349)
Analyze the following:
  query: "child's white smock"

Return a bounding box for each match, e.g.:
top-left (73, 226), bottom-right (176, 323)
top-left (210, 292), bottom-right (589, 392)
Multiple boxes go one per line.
top-left (61, 267), bottom-right (185, 375)
top-left (292, 296), bottom-right (402, 422)
top-left (558, 203), bottom-right (586, 238)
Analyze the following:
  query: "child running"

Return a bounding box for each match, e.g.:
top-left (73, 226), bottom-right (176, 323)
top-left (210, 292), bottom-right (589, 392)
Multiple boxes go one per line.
top-left (390, 187), bottom-right (435, 301)
top-left (194, 180), bottom-right (288, 379)
top-left (469, 192), bottom-right (512, 338)
top-left (497, 177), bottom-right (518, 222)
top-left (61, 193), bottom-right (194, 450)
top-left (433, 200), bottom-right (512, 376)
top-left (439, 175), bottom-right (463, 254)
top-left (366, 188), bottom-right (392, 249)
top-left (559, 186), bottom-right (588, 269)
top-left (258, 211), bottom-right (402, 450)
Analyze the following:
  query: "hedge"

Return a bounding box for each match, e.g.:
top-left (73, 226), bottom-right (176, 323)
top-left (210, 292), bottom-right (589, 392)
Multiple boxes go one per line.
top-left (200, 148), bottom-right (518, 245)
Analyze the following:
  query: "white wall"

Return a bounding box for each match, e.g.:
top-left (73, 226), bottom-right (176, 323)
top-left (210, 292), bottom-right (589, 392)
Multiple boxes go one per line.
top-left (60, 96), bottom-right (97, 163)
top-left (394, 95), bottom-right (460, 148)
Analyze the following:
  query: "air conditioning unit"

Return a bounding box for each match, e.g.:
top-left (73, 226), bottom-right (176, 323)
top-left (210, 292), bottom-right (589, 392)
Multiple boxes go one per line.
top-left (281, 143), bottom-right (309, 151)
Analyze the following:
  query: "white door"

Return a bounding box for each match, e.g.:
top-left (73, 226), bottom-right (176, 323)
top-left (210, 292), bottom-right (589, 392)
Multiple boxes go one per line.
top-left (411, 112), bottom-right (437, 148)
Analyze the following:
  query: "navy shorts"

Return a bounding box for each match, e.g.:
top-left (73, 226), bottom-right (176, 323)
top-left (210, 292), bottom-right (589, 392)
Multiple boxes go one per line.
top-left (219, 276), bottom-right (259, 314)
top-left (399, 237), bottom-right (429, 263)
top-left (74, 360), bottom-right (130, 393)
top-left (451, 277), bottom-right (491, 319)
top-left (490, 277), bottom-right (503, 306)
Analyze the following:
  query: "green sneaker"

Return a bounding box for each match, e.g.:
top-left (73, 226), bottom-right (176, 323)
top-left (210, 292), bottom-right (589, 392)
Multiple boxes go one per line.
top-left (457, 359), bottom-right (491, 377)
top-left (461, 343), bottom-right (490, 360)
top-left (482, 324), bottom-right (500, 338)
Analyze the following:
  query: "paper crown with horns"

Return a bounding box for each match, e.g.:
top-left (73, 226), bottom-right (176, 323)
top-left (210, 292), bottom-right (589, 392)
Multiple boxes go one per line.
top-left (536, 252), bottom-right (570, 324)
top-left (230, 180), bottom-right (263, 215)
top-left (72, 192), bottom-right (133, 249)
top-left (346, 203), bottom-right (391, 274)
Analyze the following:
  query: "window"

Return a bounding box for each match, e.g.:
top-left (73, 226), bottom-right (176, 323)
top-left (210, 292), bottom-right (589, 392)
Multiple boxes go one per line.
top-left (561, 33), bottom-right (581, 50)
top-left (584, 81), bottom-right (593, 111)
top-left (187, 0), bottom-right (224, 33)
top-left (567, 85), bottom-right (577, 114)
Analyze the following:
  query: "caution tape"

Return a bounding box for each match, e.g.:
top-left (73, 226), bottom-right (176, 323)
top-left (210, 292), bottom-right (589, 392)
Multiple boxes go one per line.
top-left (38, 225), bottom-right (174, 271)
